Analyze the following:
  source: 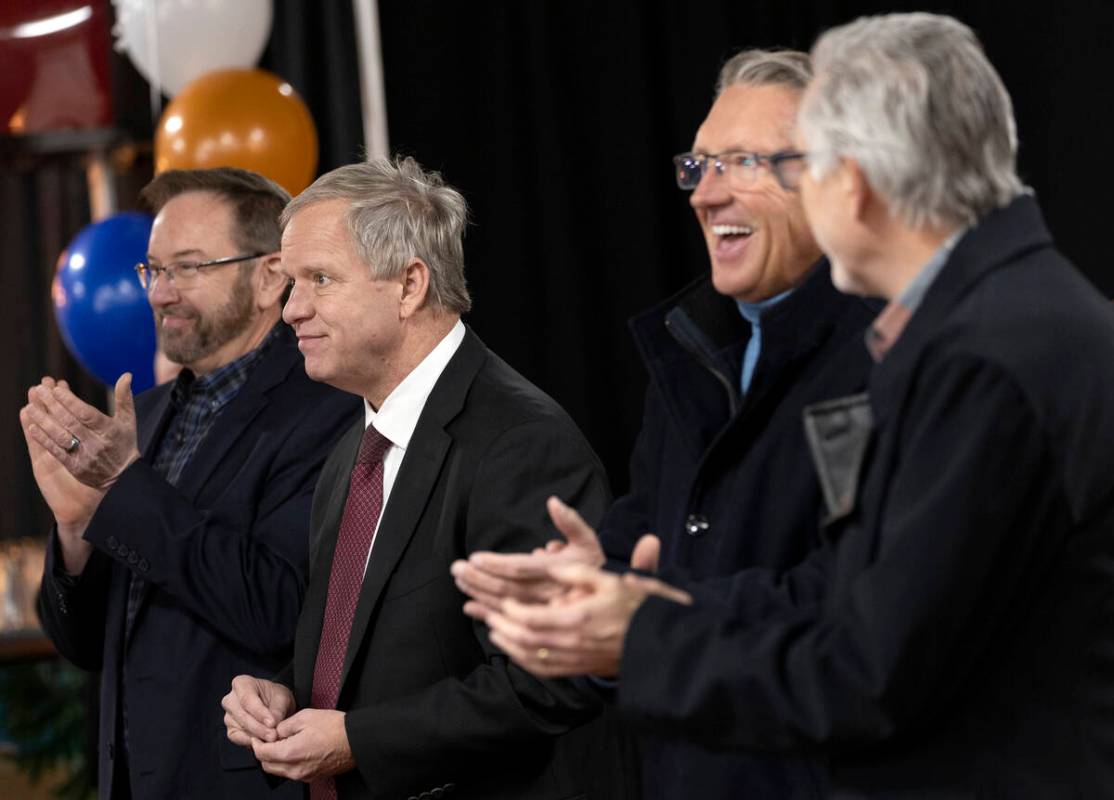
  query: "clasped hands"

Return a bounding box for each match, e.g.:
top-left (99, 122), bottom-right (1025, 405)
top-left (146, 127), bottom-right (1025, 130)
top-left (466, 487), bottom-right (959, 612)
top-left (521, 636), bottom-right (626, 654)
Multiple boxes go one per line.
top-left (222, 676), bottom-right (355, 782)
top-left (451, 496), bottom-right (691, 679)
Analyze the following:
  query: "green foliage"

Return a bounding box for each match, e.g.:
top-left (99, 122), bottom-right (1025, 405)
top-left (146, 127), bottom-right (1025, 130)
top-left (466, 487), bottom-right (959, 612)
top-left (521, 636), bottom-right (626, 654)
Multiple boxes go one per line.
top-left (0, 660), bottom-right (95, 799)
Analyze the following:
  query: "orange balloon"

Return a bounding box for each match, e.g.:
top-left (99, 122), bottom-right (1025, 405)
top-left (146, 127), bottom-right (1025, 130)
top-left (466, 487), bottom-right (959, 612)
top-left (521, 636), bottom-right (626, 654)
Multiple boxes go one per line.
top-left (155, 68), bottom-right (318, 195)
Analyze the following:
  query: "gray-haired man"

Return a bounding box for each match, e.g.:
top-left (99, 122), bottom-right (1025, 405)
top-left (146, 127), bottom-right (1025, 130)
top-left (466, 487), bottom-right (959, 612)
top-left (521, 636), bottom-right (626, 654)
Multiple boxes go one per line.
top-left (222, 157), bottom-right (627, 800)
top-left (482, 13), bottom-right (1114, 797)
top-left (454, 49), bottom-right (876, 798)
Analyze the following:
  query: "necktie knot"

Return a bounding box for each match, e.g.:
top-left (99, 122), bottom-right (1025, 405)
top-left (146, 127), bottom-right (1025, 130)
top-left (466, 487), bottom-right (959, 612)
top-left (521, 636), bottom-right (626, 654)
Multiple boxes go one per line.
top-left (357, 425), bottom-right (392, 465)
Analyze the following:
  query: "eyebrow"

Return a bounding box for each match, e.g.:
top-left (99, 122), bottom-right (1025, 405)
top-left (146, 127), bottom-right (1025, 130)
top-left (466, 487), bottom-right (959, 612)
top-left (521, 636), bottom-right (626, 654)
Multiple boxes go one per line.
top-left (692, 145), bottom-right (787, 155)
top-left (147, 249), bottom-right (207, 262)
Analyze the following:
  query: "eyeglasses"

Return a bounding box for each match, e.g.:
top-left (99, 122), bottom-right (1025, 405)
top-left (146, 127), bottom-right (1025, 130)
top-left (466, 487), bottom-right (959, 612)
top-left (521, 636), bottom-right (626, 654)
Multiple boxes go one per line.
top-left (672, 150), bottom-right (808, 192)
top-left (134, 253), bottom-right (266, 291)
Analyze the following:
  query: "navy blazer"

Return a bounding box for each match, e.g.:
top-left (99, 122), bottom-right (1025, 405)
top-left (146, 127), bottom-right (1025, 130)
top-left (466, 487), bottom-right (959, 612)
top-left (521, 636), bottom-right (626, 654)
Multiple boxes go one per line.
top-left (38, 327), bottom-right (362, 799)
top-left (618, 196), bottom-right (1114, 797)
top-left (282, 327), bottom-right (630, 800)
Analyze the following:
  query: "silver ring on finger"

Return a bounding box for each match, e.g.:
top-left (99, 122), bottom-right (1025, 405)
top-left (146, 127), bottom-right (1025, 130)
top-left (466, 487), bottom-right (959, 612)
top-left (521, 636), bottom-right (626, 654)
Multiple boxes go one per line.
top-left (65, 434), bottom-right (80, 453)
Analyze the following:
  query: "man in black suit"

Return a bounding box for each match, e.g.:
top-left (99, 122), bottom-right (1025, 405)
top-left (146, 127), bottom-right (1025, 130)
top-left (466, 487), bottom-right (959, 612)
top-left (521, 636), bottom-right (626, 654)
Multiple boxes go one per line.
top-left (25, 168), bottom-right (361, 798)
top-left (480, 13), bottom-right (1114, 797)
top-left (221, 157), bottom-right (620, 799)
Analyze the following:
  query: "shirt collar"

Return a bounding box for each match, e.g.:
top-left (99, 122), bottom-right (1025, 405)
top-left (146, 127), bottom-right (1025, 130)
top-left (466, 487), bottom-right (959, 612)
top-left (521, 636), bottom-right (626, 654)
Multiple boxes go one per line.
top-left (171, 324), bottom-right (279, 409)
top-left (735, 286), bottom-right (794, 327)
top-left (866, 228), bottom-right (966, 362)
top-left (363, 319), bottom-right (466, 449)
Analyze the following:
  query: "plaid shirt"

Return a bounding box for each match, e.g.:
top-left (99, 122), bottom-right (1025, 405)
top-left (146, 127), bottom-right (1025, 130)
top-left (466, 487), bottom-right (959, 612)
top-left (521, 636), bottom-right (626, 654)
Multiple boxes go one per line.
top-left (149, 336), bottom-right (273, 485)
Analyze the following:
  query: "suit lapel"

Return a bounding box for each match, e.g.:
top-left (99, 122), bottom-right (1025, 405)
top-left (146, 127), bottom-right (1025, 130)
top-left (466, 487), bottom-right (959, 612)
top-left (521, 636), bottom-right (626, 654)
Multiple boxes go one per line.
top-left (124, 385), bottom-right (174, 644)
top-left (129, 329), bottom-right (298, 637)
top-left (869, 195), bottom-right (1053, 424)
top-left (337, 425), bottom-right (453, 690)
top-left (136, 385), bottom-right (173, 458)
top-left (334, 328), bottom-right (487, 697)
top-left (171, 339), bottom-right (298, 500)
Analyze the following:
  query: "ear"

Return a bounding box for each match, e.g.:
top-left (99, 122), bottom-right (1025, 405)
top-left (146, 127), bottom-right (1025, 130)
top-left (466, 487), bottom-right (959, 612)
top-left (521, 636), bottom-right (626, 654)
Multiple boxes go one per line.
top-left (254, 253), bottom-right (287, 310)
top-left (838, 158), bottom-right (873, 224)
top-left (398, 258), bottom-right (432, 319)
top-left (840, 158), bottom-right (891, 230)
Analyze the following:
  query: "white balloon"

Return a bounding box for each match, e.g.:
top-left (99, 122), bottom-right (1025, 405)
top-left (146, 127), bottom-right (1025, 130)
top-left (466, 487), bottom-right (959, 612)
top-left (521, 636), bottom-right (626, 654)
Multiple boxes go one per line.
top-left (112, 0), bottom-right (274, 97)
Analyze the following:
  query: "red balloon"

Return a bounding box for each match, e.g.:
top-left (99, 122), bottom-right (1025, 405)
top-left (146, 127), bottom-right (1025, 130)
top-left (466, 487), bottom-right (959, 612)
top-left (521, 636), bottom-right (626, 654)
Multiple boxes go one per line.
top-left (155, 68), bottom-right (318, 196)
top-left (0, 1), bottom-right (112, 133)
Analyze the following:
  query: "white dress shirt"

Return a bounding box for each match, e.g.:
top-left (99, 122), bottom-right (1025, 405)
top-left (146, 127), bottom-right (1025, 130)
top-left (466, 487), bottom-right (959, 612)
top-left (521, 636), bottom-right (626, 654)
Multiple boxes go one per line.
top-left (361, 319), bottom-right (465, 570)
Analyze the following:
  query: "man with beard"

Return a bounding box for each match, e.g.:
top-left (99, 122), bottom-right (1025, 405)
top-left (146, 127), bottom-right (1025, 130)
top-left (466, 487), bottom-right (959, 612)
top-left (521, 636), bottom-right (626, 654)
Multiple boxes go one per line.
top-left (24, 168), bottom-right (361, 799)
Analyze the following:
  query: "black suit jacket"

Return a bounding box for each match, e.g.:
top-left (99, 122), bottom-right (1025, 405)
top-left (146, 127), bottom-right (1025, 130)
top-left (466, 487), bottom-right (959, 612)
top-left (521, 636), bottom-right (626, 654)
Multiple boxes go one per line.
top-left (38, 327), bottom-right (362, 800)
top-left (286, 327), bottom-right (624, 800)
top-left (616, 196), bottom-right (1114, 797)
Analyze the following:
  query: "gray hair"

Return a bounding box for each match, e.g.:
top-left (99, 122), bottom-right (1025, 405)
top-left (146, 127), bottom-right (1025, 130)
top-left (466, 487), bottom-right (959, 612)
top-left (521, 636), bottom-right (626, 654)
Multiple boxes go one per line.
top-left (800, 13), bottom-right (1026, 229)
top-left (716, 48), bottom-right (812, 96)
top-left (281, 156), bottom-right (471, 314)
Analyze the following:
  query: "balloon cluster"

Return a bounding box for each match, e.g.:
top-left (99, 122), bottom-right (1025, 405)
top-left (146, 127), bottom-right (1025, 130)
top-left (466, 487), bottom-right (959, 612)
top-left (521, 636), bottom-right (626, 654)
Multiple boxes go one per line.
top-left (54, 0), bottom-right (319, 391)
top-left (113, 0), bottom-right (318, 195)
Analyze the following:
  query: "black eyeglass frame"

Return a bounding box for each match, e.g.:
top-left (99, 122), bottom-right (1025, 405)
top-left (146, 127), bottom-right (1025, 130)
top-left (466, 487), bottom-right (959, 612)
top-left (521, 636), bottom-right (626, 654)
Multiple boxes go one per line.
top-left (134, 252), bottom-right (267, 290)
top-left (672, 150), bottom-right (809, 192)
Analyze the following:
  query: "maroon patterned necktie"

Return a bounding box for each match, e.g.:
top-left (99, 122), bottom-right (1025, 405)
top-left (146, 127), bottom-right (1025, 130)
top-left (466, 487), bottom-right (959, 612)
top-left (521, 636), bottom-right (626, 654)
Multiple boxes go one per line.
top-left (309, 424), bottom-right (392, 800)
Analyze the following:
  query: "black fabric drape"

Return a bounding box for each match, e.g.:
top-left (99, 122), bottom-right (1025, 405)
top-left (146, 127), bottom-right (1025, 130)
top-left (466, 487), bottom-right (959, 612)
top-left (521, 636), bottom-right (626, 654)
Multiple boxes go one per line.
top-left (372, 0), bottom-right (1114, 493)
top-left (0, 154), bottom-right (106, 540)
top-left (263, 2), bottom-right (365, 173)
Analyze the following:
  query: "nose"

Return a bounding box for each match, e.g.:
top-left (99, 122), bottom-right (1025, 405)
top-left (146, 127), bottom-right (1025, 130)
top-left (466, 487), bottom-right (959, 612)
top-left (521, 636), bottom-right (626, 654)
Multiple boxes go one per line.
top-left (282, 280), bottom-right (311, 326)
top-left (690, 165), bottom-right (729, 211)
top-left (146, 274), bottom-right (179, 307)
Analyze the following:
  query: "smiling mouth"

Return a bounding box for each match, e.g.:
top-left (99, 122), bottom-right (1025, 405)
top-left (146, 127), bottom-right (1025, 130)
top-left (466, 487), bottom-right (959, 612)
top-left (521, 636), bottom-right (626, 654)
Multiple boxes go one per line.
top-left (158, 314), bottom-right (194, 330)
top-left (710, 224), bottom-right (756, 262)
top-left (712, 223), bottom-right (754, 240)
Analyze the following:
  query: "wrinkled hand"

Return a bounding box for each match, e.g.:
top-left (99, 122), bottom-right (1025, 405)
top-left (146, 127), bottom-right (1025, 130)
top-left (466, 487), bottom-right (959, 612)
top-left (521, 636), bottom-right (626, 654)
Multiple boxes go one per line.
top-left (222, 675), bottom-right (296, 747)
top-left (22, 374), bottom-right (140, 490)
top-left (454, 496), bottom-right (638, 619)
top-left (19, 385), bottom-right (104, 528)
top-left (252, 708), bottom-right (354, 782)
top-left (484, 562), bottom-right (692, 679)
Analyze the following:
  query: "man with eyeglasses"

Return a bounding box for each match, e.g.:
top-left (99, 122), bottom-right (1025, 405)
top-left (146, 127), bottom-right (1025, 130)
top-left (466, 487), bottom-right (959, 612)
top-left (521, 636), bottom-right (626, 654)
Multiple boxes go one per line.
top-left (474, 13), bottom-right (1114, 797)
top-left (452, 49), bottom-right (874, 799)
top-left (23, 167), bottom-right (361, 799)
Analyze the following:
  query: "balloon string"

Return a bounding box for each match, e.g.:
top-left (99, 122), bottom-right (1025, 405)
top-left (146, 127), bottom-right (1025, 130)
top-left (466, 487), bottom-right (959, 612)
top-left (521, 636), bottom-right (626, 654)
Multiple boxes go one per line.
top-left (145, 0), bottom-right (162, 124)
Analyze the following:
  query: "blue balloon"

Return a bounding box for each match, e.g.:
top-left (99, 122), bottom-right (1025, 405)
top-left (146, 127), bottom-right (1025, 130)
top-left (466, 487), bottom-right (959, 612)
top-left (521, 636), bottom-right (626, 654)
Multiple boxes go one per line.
top-left (53, 212), bottom-right (156, 392)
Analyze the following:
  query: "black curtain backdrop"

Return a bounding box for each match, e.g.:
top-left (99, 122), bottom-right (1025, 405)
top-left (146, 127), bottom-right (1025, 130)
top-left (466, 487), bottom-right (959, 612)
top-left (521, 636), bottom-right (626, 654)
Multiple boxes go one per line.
top-left (369, 0), bottom-right (1114, 493)
top-left (0, 154), bottom-right (108, 540)
top-left (5, 1), bottom-right (1112, 536)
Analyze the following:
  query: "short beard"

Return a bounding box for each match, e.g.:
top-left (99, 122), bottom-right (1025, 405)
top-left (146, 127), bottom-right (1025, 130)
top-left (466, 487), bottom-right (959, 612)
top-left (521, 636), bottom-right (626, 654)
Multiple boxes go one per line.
top-left (158, 264), bottom-right (258, 366)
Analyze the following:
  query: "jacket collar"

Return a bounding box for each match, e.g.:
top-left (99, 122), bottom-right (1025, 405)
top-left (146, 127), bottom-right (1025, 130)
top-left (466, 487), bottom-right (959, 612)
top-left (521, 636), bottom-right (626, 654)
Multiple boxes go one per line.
top-left (869, 194), bottom-right (1053, 421)
top-left (628, 259), bottom-right (869, 456)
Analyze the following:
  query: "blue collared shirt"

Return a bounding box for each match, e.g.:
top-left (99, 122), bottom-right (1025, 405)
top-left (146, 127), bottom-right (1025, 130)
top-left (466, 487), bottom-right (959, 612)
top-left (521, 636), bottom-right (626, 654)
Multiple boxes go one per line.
top-left (736, 287), bottom-right (794, 395)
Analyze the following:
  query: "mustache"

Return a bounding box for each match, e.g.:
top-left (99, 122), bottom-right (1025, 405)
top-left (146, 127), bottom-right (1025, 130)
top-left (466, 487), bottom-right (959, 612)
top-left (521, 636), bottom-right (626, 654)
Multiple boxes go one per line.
top-left (156, 306), bottom-right (199, 321)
